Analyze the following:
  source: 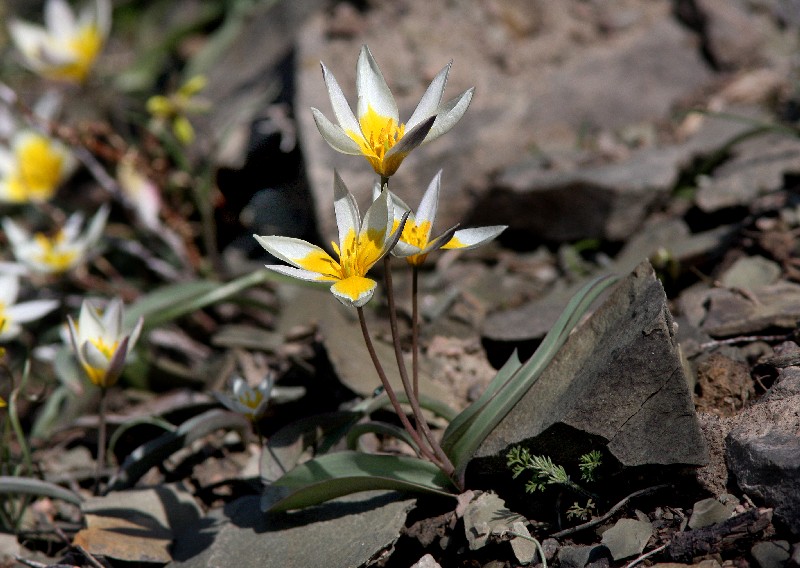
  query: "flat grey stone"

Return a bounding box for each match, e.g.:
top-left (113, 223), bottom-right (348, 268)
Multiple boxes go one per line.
top-left (168, 492), bottom-right (415, 568)
top-left (700, 282), bottom-right (800, 337)
top-left (601, 518), bottom-right (653, 560)
top-left (473, 261), bottom-right (707, 476)
top-left (696, 135), bottom-right (800, 213)
top-left (751, 541), bottom-right (791, 568)
top-left (719, 256), bottom-right (782, 289)
top-left (558, 544), bottom-right (612, 568)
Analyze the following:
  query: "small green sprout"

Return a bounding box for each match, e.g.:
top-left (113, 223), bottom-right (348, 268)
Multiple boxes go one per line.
top-left (579, 449), bottom-right (602, 482)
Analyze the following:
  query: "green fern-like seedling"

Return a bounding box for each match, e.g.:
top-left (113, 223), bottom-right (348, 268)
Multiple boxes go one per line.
top-left (578, 450), bottom-right (602, 482)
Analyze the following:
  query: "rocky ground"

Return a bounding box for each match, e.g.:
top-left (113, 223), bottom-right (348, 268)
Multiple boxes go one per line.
top-left (4, 0), bottom-right (800, 567)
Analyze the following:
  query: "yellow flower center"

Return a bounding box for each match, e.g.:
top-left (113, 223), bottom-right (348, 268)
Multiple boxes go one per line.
top-left (7, 135), bottom-right (66, 202)
top-left (296, 228), bottom-right (385, 282)
top-left (82, 336), bottom-right (120, 387)
top-left (239, 389), bottom-right (264, 410)
top-left (89, 336), bottom-right (120, 360)
top-left (0, 305), bottom-right (8, 332)
top-left (395, 218), bottom-right (432, 266)
top-left (48, 23), bottom-right (102, 82)
top-left (347, 105), bottom-right (406, 176)
top-left (33, 231), bottom-right (78, 272)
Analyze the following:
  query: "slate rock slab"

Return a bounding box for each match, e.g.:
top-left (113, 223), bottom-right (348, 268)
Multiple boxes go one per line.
top-left (472, 261), bottom-right (707, 477)
top-left (726, 366), bottom-right (800, 536)
top-left (699, 282), bottom-right (800, 337)
top-left (477, 146), bottom-right (683, 242)
top-left (167, 491), bottom-right (415, 568)
top-left (696, 135), bottom-right (800, 213)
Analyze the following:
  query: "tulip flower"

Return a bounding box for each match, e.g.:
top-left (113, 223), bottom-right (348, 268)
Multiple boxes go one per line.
top-left (0, 274), bottom-right (59, 342)
top-left (0, 130), bottom-right (75, 203)
top-left (214, 376), bottom-right (273, 422)
top-left (311, 45), bottom-right (474, 178)
top-left (254, 171), bottom-right (402, 308)
top-left (2, 205), bottom-right (109, 274)
top-left (379, 170), bottom-right (507, 266)
top-left (8, 0), bottom-right (111, 83)
top-left (67, 297), bottom-right (143, 388)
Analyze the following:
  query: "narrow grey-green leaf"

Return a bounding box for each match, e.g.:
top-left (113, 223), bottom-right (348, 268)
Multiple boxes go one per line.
top-left (0, 476), bottom-right (83, 506)
top-left (444, 274), bottom-right (617, 478)
top-left (107, 409), bottom-right (250, 491)
top-left (267, 451), bottom-right (456, 512)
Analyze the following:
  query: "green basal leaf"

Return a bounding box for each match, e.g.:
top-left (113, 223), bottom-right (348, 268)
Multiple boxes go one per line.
top-left (0, 476), bottom-right (83, 506)
top-left (266, 451), bottom-right (457, 513)
top-left (440, 349), bottom-right (522, 456)
top-left (442, 274), bottom-right (617, 479)
top-left (346, 422), bottom-right (419, 454)
top-left (124, 270), bottom-right (288, 331)
top-left (107, 409), bottom-right (250, 491)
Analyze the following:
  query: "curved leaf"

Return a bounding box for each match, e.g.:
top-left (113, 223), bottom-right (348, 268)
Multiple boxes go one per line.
top-left (0, 476), bottom-right (83, 506)
top-left (107, 409), bottom-right (250, 491)
top-left (266, 451), bottom-right (457, 512)
top-left (442, 274), bottom-right (618, 479)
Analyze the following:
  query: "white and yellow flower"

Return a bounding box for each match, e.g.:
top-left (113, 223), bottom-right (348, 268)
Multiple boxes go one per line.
top-left (117, 152), bottom-right (161, 230)
top-left (2, 204), bottom-right (109, 274)
top-left (214, 376), bottom-right (273, 422)
top-left (8, 0), bottom-right (111, 83)
top-left (255, 171), bottom-right (401, 307)
top-left (379, 170), bottom-right (507, 266)
top-left (67, 297), bottom-right (143, 388)
top-left (0, 274), bottom-right (59, 342)
top-left (311, 45), bottom-right (474, 178)
top-left (0, 130), bottom-right (75, 204)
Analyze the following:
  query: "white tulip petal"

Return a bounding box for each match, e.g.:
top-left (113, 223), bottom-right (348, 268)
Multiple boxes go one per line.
top-left (6, 299), bottom-right (59, 323)
top-left (311, 109), bottom-right (363, 155)
top-left (45, 0), bottom-right (77, 39)
top-left (93, 0), bottom-right (112, 36)
top-left (2, 217), bottom-right (29, 249)
top-left (360, 187), bottom-right (391, 246)
top-left (319, 62), bottom-right (362, 137)
top-left (356, 45), bottom-right (398, 123)
top-left (415, 170), bottom-right (442, 230)
top-left (82, 339), bottom-right (110, 371)
top-left (423, 88), bottom-right (474, 144)
top-left (83, 204), bottom-right (109, 248)
top-left (443, 225), bottom-right (507, 250)
top-left (127, 316), bottom-right (144, 355)
top-left (77, 300), bottom-right (106, 342)
top-left (254, 235), bottom-right (335, 275)
top-left (391, 240), bottom-right (423, 258)
top-left (8, 21), bottom-right (49, 59)
top-left (406, 62), bottom-right (451, 130)
top-left (333, 171), bottom-right (361, 242)
top-left (101, 297), bottom-right (123, 339)
top-left (0, 275), bottom-right (20, 304)
top-left (264, 264), bottom-right (333, 283)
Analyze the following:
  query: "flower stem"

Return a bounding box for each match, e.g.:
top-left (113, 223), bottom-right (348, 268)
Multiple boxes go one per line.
top-left (95, 388), bottom-right (108, 495)
top-left (412, 265), bottom-right (420, 401)
top-left (356, 307), bottom-right (440, 466)
top-left (382, 258), bottom-right (455, 478)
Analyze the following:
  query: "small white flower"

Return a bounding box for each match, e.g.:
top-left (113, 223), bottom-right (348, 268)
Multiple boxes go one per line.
top-left (312, 45), bottom-right (474, 178)
top-left (0, 274), bottom-right (59, 342)
top-left (67, 297), bottom-right (143, 388)
top-left (3, 205), bottom-right (109, 275)
top-left (8, 0), bottom-right (111, 83)
top-left (214, 376), bottom-right (273, 422)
